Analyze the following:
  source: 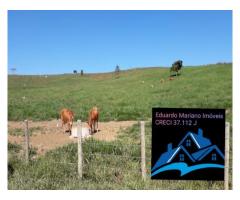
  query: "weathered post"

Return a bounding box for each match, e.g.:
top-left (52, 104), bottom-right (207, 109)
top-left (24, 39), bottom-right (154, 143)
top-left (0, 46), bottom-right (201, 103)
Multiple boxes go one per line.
top-left (77, 120), bottom-right (83, 179)
top-left (24, 120), bottom-right (29, 163)
top-left (224, 122), bottom-right (230, 190)
top-left (140, 121), bottom-right (146, 180)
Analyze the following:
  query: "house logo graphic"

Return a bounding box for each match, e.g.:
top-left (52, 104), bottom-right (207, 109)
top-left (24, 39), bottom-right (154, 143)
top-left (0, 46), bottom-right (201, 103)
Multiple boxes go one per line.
top-left (151, 128), bottom-right (224, 177)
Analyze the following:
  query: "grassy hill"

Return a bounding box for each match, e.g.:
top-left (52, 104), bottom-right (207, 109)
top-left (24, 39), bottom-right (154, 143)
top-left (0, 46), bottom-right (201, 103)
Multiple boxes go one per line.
top-left (8, 63), bottom-right (232, 189)
top-left (8, 63), bottom-right (232, 122)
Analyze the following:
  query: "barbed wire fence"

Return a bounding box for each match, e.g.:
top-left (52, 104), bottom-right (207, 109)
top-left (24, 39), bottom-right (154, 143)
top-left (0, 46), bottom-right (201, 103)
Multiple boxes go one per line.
top-left (14, 119), bottom-right (149, 183)
top-left (9, 120), bottom-right (230, 189)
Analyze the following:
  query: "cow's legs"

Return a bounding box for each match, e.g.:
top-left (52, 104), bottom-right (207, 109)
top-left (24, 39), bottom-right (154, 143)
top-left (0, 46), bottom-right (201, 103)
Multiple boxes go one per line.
top-left (68, 123), bottom-right (71, 135)
top-left (63, 124), bottom-right (66, 134)
top-left (93, 122), bottom-right (95, 133)
top-left (94, 120), bottom-right (98, 133)
top-left (90, 123), bottom-right (93, 134)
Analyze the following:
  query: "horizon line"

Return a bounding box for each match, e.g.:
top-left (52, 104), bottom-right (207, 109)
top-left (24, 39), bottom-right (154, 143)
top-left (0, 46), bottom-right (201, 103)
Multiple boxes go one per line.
top-left (8, 62), bottom-right (232, 76)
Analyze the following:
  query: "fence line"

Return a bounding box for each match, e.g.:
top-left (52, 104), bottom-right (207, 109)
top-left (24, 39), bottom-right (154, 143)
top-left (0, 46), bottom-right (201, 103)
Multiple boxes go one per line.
top-left (24, 120), bottom-right (29, 163)
top-left (83, 152), bottom-right (143, 160)
top-left (40, 161), bottom-right (77, 165)
top-left (15, 161), bottom-right (150, 174)
top-left (140, 121), bottom-right (146, 180)
top-left (25, 159), bottom-right (144, 174)
top-left (224, 122), bottom-right (230, 190)
top-left (28, 152), bottom-right (146, 163)
top-left (17, 137), bottom-right (147, 150)
top-left (77, 120), bottom-right (83, 180)
top-left (21, 119), bottom-right (147, 181)
top-left (20, 119), bottom-right (231, 187)
top-left (82, 142), bottom-right (146, 149)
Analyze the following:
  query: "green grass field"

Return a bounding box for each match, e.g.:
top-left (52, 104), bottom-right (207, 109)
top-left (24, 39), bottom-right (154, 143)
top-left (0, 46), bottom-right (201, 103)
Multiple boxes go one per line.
top-left (8, 64), bottom-right (232, 122)
top-left (8, 63), bottom-right (232, 189)
top-left (8, 122), bottom-right (229, 189)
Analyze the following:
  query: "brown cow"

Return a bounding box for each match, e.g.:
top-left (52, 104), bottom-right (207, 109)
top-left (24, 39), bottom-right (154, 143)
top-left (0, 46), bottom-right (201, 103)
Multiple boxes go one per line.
top-left (59, 108), bottom-right (74, 134)
top-left (87, 107), bottom-right (99, 134)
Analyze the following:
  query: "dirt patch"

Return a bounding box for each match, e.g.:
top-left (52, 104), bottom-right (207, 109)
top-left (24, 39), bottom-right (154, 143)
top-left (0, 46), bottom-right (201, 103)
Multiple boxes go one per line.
top-left (8, 120), bottom-right (137, 155)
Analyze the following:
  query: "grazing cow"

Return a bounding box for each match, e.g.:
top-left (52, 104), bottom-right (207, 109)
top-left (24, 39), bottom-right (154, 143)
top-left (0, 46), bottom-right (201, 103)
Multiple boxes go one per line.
top-left (170, 60), bottom-right (183, 76)
top-left (87, 107), bottom-right (99, 134)
top-left (59, 108), bottom-right (74, 134)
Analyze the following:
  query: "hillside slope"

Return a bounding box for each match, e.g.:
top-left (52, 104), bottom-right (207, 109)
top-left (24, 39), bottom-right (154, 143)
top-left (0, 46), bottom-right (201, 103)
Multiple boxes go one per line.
top-left (8, 64), bottom-right (232, 122)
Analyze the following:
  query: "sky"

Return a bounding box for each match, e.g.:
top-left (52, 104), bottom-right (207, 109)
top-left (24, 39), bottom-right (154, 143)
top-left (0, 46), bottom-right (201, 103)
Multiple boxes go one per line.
top-left (8, 10), bottom-right (232, 75)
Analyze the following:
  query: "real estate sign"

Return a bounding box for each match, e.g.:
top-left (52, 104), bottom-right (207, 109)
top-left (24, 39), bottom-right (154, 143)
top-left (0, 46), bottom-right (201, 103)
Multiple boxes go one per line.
top-left (151, 108), bottom-right (225, 180)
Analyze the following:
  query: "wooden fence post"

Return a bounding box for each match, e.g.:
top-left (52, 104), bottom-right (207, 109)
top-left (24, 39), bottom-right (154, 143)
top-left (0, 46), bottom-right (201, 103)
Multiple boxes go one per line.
top-left (77, 120), bottom-right (83, 180)
top-left (140, 121), bottom-right (146, 180)
top-left (224, 122), bottom-right (230, 190)
top-left (24, 120), bottom-right (29, 163)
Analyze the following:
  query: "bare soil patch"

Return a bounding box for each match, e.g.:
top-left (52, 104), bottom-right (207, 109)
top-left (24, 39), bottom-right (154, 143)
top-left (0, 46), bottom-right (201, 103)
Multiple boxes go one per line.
top-left (8, 120), bottom-right (137, 155)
